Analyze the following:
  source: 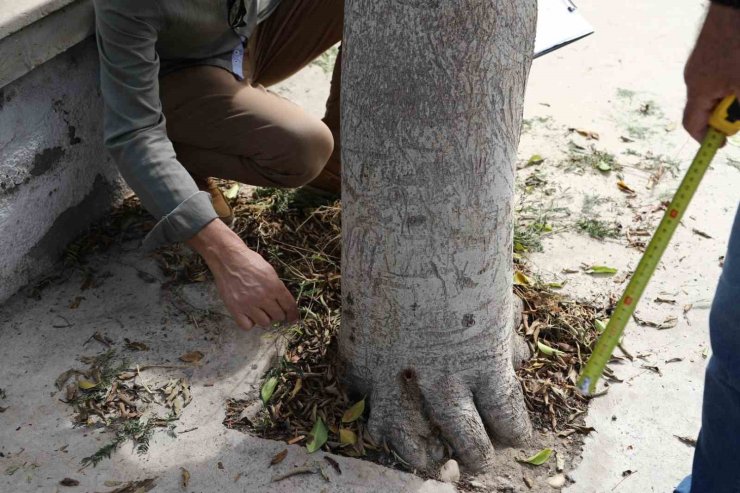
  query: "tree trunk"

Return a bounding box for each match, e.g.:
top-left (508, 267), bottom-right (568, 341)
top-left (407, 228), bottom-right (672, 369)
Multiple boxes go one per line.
top-left (339, 0), bottom-right (537, 473)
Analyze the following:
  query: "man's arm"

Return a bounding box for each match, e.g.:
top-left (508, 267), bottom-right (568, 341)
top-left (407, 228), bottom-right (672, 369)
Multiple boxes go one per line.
top-left (683, 1), bottom-right (740, 141)
top-left (94, 1), bottom-right (298, 329)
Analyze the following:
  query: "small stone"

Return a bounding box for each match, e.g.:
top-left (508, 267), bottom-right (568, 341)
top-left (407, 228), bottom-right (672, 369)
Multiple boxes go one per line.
top-left (547, 474), bottom-right (567, 489)
top-left (439, 459), bottom-right (460, 483)
top-left (469, 480), bottom-right (486, 489)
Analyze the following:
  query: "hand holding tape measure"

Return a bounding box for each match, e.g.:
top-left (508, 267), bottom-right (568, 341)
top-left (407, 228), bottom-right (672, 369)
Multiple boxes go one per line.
top-left (578, 95), bottom-right (740, 395)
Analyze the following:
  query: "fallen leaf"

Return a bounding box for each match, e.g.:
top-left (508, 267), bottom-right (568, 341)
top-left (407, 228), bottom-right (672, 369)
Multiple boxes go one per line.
top-left (526, 154), bottom-right (545, 167)
top-left (261, 376), bottom-right (279, 404)
top-left (339, 428), bottom-right (357, 445)
top-left (691, 228), bottom-right (712, 239)
top-left (179, 351), bottom-right (204, 363)
top-left (523, 476), bottom-right (533, 489)
top-left (55, 369), bottom-right (78, 390)
top-left (106, 478), bottom-right (157, 493)
top-left (674, 435), bottom-right (697, 447)
top-left (59, 478), bottom-right (79, 487)
top-left (289, 379), bottom-right (302, 399)
top-left (180, 468), bottom-right (190, 489)
top-left (78, 380), bottom-right (98, 390)
top-left (342, 399), bottom-right (365, 423)
top-left (597, 161), bottom-right (612, 172)
top-left (224, 183), bottom-right (241, 200)
top-left (324, 456), bottom-right (341, 475)
top-left (585, 265), bottom-right (618, 276)
top-left (124, 339), bottom-right (149, 351)
top-left (594, 319), bottom-right (609, 332)
top-left (665, 358), bottom-right (683, 364)
top-left (513, 271), bottom-right (533, 286)
top-left (69, 297), bottom-right (84, 309)
top-left (306, 418), bottom-right (328, 453)
top-left (270, 449), bottom-right (288, 466)
top-left (633, 314), bottom-right (678, 329)
top-left (617, 180), bottom-right (636, 195)
top-left (517, 448), bottom-right (553, 466)
top-left (537, 341), bottom-right (565, 357)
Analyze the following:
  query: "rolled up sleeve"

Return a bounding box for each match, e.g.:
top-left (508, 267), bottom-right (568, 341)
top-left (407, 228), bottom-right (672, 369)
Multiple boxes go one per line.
top-left (93, 1), bottom-right (217, 250)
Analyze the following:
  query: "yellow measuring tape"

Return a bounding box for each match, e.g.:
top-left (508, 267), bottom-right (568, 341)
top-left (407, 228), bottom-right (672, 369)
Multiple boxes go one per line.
top-left (578, 95), bottom-right (740, 395)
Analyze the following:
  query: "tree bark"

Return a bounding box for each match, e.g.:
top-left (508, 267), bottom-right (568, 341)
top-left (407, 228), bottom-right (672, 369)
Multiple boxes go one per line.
top-left (340, 0), bottom-right (537, 472)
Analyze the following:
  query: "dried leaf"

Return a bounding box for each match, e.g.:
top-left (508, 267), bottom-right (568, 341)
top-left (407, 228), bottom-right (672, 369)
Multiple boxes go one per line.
top-left (179, 351), bottom-right (204, 363)
top-left (339, 428), bottom-right (357, 445)
top-left (324, 457), bottom-right (341, 475)
top-left (517, 448), bottom-right (553, 466)
top-left (180, 468), bottom-right (190, 489)
top-left (617, 180), bottom-right (636, 195)
top-left (261, 377), bottom-right (279, 404)
top-left (125, 339), bottom-right (149, 351)
top-left (674, 435), bottom-right (697, 447)
top-left (691, 228), bottom-right (712, 239)
top-left (270, 449), bottom-right (288, 466)
top-left (306, 418), bottom-right (328, 453)
top-left (55, 369), bottom-right (78, 390)
top-left (341, 399), bottom-right (365, 423)
top-left (69, 297), bottom-right (84, 309)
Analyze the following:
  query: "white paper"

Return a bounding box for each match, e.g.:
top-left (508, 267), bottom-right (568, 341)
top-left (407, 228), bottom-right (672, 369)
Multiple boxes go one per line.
top-left (535, 0), bottom-right (594, 58)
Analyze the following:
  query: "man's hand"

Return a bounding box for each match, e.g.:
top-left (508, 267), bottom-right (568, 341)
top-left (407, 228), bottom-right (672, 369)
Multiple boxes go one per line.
top-left (187, 219), bottom-right (300, 330)
top-left (683, 3), bottom-right (740, 142)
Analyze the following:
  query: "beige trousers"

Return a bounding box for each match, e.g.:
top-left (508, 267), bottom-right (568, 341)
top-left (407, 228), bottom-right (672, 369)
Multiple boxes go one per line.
top-left (159, 0), bottom-right (343, 194)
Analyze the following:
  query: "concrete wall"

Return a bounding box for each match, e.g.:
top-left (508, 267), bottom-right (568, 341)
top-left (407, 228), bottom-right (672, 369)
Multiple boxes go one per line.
top-left (0, 3), bottom-right (126, 303)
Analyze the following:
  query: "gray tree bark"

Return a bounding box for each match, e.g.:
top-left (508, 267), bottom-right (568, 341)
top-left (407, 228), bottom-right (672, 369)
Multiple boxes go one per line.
top-left (339, 0), bottom-right (538, 472)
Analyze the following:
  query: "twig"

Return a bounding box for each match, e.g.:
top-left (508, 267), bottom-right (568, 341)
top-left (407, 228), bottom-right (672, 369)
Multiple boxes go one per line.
top-left (271, 465), bottom-right (317, 482)
top-left (136, 365), bottom-right (153, 394)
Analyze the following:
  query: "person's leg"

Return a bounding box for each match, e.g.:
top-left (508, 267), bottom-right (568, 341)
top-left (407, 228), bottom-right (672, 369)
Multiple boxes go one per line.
top-left (681, 205), bottom-right (740, 493)
top-left (248, 0), bottom-right (343, 193)
top-left (159, 65), bottom-right (333, 190)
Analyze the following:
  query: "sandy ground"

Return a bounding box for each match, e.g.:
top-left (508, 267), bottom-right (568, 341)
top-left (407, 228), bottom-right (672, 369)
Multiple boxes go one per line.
top-left (1, 0), bottom-right (739, 492)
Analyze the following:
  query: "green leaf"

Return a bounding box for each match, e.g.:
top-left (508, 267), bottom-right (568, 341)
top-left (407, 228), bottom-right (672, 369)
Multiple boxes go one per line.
top-left (597, 161), bottom-right (612, 172)
top-left (527, 154), bottom-right (545, 166)
top-left (513, 271), bottom-right (533, 286)
top-left (339, 428), bottom-right (357, 445)
top-left (78, 380), bottom-right (98, 390)
top-left (306, 418), bottom-right (328, 453)
top-left (342, 399), bottom-right (366, 423)
top-left (585, 265), bottom-right (618, 276)
top-left (537, 341), bottom-right (565, 357)
top-left (547, 281), bottom-right (565, 289)
top-left (261, 376), bottom-right (278, 404)
top-left (517, 448), bottom-right (554, 466)
top-left (224, 183), bottom-right (240, 200)
top-left (595, 319), bottom-right (609, 332)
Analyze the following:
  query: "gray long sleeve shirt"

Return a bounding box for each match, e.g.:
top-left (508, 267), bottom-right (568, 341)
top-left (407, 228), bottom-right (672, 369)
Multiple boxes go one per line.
top-left (92, 0), bottom-right (280, 249)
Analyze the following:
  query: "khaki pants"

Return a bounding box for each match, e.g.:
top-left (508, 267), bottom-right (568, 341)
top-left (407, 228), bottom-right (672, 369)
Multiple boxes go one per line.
top-left (159, 0), bottom-right (343, 194)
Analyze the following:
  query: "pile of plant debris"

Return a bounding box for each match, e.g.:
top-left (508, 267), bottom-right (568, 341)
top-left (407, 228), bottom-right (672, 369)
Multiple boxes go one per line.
top-left (56, 347), bottom-right (193, 467)
top-left (57, 184), bottom-right (611, 468)
top-left (201, 187), bottom-right (610, 463)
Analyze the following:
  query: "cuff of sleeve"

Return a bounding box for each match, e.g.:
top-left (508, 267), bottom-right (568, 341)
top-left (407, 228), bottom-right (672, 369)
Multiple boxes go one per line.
top-left (142, 191), bottom-right (218, 251)
top-left (711, 0), bottom-right (740, 8)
